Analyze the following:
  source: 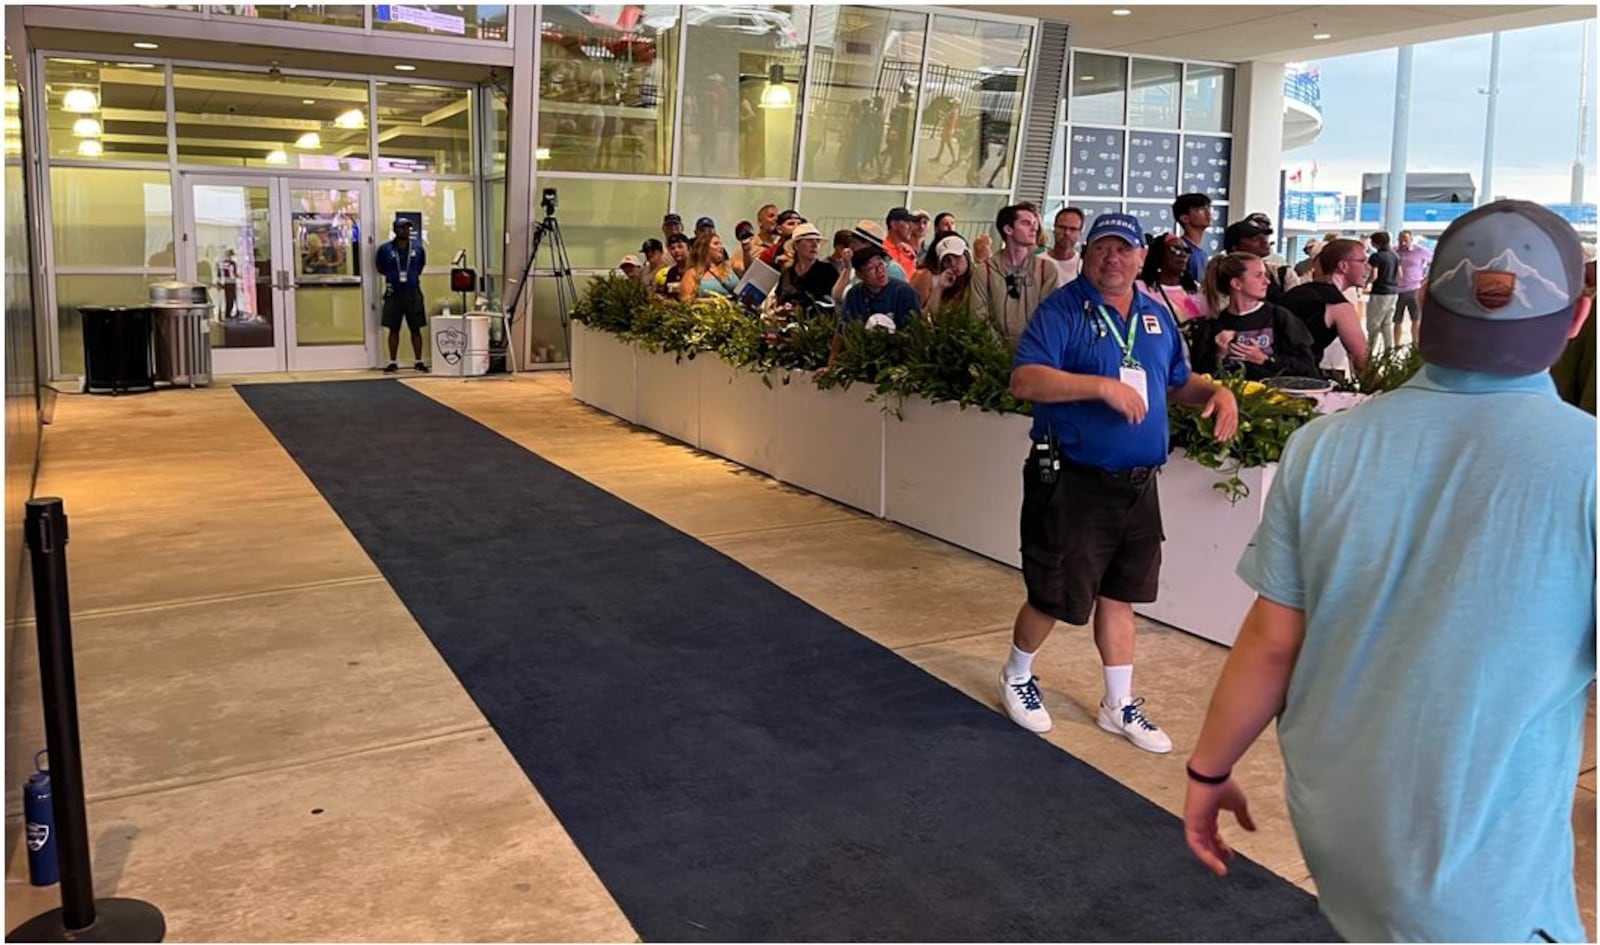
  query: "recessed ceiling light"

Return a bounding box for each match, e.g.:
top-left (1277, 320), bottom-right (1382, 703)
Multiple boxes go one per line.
top-left (393, 64), bottom-right (417, 72)
top-left (1111, 8), bottom-right (1132, 15)
top-left (115, 62), bottom-right (155, 69)
top-left (132, 41), bottom-right (159, 50)
top-left (265, 148), bottom-right (288, 165)
top-left (76, 139), bottom-right (103, 157)
top-left (1080, 75), bottom-right (1095, 81)
top-left (293, 131), bottom-right (321, 149)
top-left (1313, 32), bottom-right (1332, 40)
top-left (334, 108), bottom-right (365, 129)
top-left (302, 99), bottom-right (316, 105)
top-left (72, 118), bottom-right (101, 137)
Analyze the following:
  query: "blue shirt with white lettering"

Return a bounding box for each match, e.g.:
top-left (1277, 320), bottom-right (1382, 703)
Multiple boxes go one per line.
top-left (1238, 365), bottom-right (1596, 943)
top-left (1013, 277), bottom-right (1189, 470)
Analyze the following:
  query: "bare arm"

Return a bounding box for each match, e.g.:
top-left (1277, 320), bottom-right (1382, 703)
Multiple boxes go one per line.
top-left (1009, 363), bottom-right (1114, 404)
top-left (910, 269), bottom-right (937, 311)
top-left (1172, 372), bottom-right (1239, 441)
top-left (678, 268), bottom-right (699, 301)
top-left (1182, 597), bottom-right (1306, 875)
top-left (1328, 300), bottom-right (1370, 373)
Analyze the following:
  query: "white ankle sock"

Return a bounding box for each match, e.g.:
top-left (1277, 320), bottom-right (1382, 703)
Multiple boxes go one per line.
top-left (1004, 645), bottom-right (1037, 684)
top-left (1103, 665), bottom-right (1133, 707)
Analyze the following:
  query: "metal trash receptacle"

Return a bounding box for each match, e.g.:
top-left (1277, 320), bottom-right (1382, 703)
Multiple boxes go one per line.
top-left (79, 306), bottom-right (156, 395)
top-left (148, 281), bottom-right (213, 387)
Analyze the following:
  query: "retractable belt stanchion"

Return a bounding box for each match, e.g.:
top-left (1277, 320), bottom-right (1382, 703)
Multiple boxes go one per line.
top-left (9, 498), bottom-right (165, 943)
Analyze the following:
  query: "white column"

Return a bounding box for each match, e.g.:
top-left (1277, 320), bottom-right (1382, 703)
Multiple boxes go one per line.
top-left (1228, 61), bottom-right (1286, 225)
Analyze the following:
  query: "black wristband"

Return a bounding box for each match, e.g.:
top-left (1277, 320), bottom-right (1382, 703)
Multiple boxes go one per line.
top-left (1186, 763), bottom-right (1230, 785)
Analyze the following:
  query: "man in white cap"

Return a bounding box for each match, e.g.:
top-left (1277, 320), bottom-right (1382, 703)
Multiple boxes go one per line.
top-left (999, 211), bottom-right (1236, 751)
top-left (617, 254), bottom-right (641, 281)
top-left (1184, 200), bottom-right (1595, 943)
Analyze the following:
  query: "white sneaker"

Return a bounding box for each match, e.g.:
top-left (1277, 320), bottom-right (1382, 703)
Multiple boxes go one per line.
top-left (998, 671), bottom-right (1052, 733)
top-left (1097, 696), bottom-right (1173, 753)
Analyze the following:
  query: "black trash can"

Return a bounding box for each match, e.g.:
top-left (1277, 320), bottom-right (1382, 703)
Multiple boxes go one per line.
top-left (79, 305), bottom-right (156, 395)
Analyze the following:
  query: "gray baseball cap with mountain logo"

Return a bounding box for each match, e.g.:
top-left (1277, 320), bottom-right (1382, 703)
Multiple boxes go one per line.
top-left (1420, 199), bottom-right (1585, 376)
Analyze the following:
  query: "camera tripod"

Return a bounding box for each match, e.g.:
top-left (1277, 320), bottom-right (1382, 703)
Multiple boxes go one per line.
top-left (506, 204), bottom-right (578, 364)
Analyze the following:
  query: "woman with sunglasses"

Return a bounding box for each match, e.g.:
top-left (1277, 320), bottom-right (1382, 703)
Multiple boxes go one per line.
top-left (1136, 233), bottom-right (1208, 325)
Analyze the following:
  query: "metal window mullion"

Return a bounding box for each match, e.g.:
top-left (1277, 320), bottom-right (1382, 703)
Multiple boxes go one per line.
top-left (668, 6), bottom-right (690, 206)
top-left (792, 5), bottom-right (824, 209)
top-left (32, 49), bottom-right (62, 380)
top-left (904, 11), bottom-right (935, 203)
top-left (368, 79), bottom-right (379, 178)
top-left (1008, 19), bottom-right (1044, 203)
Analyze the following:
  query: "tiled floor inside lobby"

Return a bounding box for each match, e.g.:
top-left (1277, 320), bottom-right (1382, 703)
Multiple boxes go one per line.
top-left (5, 371), bottom-right (1594, 941)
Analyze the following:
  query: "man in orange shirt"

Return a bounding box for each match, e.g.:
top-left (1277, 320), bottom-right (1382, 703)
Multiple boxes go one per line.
top-left (884, 207), bottom-right (920, 275)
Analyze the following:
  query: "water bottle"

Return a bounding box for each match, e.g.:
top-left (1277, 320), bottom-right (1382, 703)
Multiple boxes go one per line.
top-left (23, 750), bottom-right (58, 886)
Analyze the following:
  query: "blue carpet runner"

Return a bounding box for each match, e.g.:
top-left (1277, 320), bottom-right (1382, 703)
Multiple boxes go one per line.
top-left (239, 379), bottom-right (1332, 942)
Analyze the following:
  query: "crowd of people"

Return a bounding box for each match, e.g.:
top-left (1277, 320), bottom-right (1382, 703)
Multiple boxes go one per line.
top-left (607, 192), bottom-right (1595, 943)
top-left (609, 191), bottom-right (1447, 387)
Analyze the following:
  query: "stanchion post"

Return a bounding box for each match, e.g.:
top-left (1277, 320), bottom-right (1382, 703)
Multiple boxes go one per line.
top-left (9, 498), bottom-right (165, 943)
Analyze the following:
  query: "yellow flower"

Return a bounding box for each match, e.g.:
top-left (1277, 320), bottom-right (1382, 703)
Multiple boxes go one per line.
top-left (1242, 381), bottom-right (1268, 395)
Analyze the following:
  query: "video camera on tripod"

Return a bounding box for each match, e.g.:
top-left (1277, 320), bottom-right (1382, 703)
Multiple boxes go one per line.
top-left (505, 187), bottom-right (577, 361)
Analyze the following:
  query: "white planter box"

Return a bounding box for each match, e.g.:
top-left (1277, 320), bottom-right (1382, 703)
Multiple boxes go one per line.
top-left (697, 357), bottom-right (779, 475)
top-left (883, 399), bottom-right (1034, 568)
top-left (1135, 455), bottom-right (1275, 647)
top-left (571, 322), bottom-right (637, 423)
top-left (634, 347), bottom-right (700, 447)
top-left (772, 371), bottom-right (886, 517)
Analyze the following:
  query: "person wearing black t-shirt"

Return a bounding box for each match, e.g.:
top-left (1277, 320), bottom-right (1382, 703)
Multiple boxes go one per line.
top-left (1281, 237), bottom-right (1371, 375)
top-left (1190, 252), bottom-right (1320, 381)
top-left (774, 223), bottom-right (838, 311)
top-left (1364, 230), bottom-right (1402, 354)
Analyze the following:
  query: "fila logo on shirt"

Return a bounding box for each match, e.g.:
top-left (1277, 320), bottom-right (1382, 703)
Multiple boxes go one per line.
top-left (1141, 314), bottom-right (1163, 334)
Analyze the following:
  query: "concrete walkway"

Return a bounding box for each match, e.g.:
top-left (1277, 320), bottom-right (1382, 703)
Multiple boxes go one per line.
top-left (5, 371), bottom-right (1592, 940)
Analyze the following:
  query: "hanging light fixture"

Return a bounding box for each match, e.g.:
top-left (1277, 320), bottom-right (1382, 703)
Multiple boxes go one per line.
top-left (265, 148), bottom-right (289, 165)
top-left (294, 131), bottom-right (322, 150)
top-left (758, 64), bottom-right (793, 110)
top-left (334, 108), bottom-right (365, 129)
top-left (72, 117), bottom-right (101, 137)
top-left (76, 139), bottom-right (103, 157)
top-left (62, 88), bottom-right (98, 113)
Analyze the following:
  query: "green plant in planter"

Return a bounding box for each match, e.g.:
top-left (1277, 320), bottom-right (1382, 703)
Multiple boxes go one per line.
top-left (878, 305), bottom-right (1030, 415)
top-left (816, 319), bottom-right (912, 395)
top-left (1355, 343), bottom-right (1425, 394)
top-left (1170, 373), bottom-right (1320, 504)
top-left (570, 273), bottom-right (649, 335)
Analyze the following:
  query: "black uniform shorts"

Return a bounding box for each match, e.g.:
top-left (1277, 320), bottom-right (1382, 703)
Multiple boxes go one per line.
top-left (381, 286), bottom-right (426, 330)
top-left (1019, 453), bottom-right (1164, 625)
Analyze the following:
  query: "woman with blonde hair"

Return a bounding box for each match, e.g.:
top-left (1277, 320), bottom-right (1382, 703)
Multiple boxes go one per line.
top-left (910, 234), bottom-right (974, 315)
top-left (1188, 251), bottom-right (1320, 380)
top-left (680, 231), bottom-right (740, 300)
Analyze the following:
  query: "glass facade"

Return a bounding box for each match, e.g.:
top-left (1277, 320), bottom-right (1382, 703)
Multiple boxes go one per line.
top-left (678, 5), bottom-right (809, 180)
top-left (537, 5), bottom-right (679, 174)
top-left (173, 66), bottom-right (370, 171)
top-left (30, 4), bottom-right (1037, 374)
top-left (377, 83), bottom-right (473, 175)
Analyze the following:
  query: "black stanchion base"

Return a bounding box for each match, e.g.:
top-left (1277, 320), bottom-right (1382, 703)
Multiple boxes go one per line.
top-left (8, 898), bottom-right (165, 942)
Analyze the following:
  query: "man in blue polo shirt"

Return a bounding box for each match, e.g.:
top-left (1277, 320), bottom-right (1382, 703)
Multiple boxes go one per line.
top-left (1184, 201), bottom-right (1595, 942)
top-left (998, 212), bottom-right (1237, 751)
top-left (376, 216), bottom-right (429, 373)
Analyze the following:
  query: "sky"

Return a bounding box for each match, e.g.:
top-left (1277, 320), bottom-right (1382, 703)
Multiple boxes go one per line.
top-left (1283, 19), bottom-right (1598, 205)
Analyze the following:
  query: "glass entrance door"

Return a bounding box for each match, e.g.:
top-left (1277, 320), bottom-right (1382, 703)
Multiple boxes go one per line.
top-left (182, 175), bottom-right (374, 374)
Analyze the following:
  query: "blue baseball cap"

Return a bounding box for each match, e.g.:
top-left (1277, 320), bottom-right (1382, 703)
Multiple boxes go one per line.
top-left (1085, 212), bottom-right (1143, 247)
top-left (1420, 199), bottom-right (1586, 376)
top-left (695, 216), bottom-right (716, 231)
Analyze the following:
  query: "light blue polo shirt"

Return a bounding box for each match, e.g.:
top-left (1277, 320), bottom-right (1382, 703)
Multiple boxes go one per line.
top-left (1013, 276), bottom-right (1189, 471)
top-left (1238, 365), bottom-right (1596, 943)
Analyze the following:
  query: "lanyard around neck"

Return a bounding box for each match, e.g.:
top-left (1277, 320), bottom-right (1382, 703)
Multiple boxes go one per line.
top-left (1095, 303), bottom-right (1140, 367)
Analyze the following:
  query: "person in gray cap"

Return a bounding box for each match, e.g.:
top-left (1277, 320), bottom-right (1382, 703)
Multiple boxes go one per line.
top-left (999, 211), bottom-right (1236, 751)
top-left (1184, 200), bottom-right (1595, 943)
